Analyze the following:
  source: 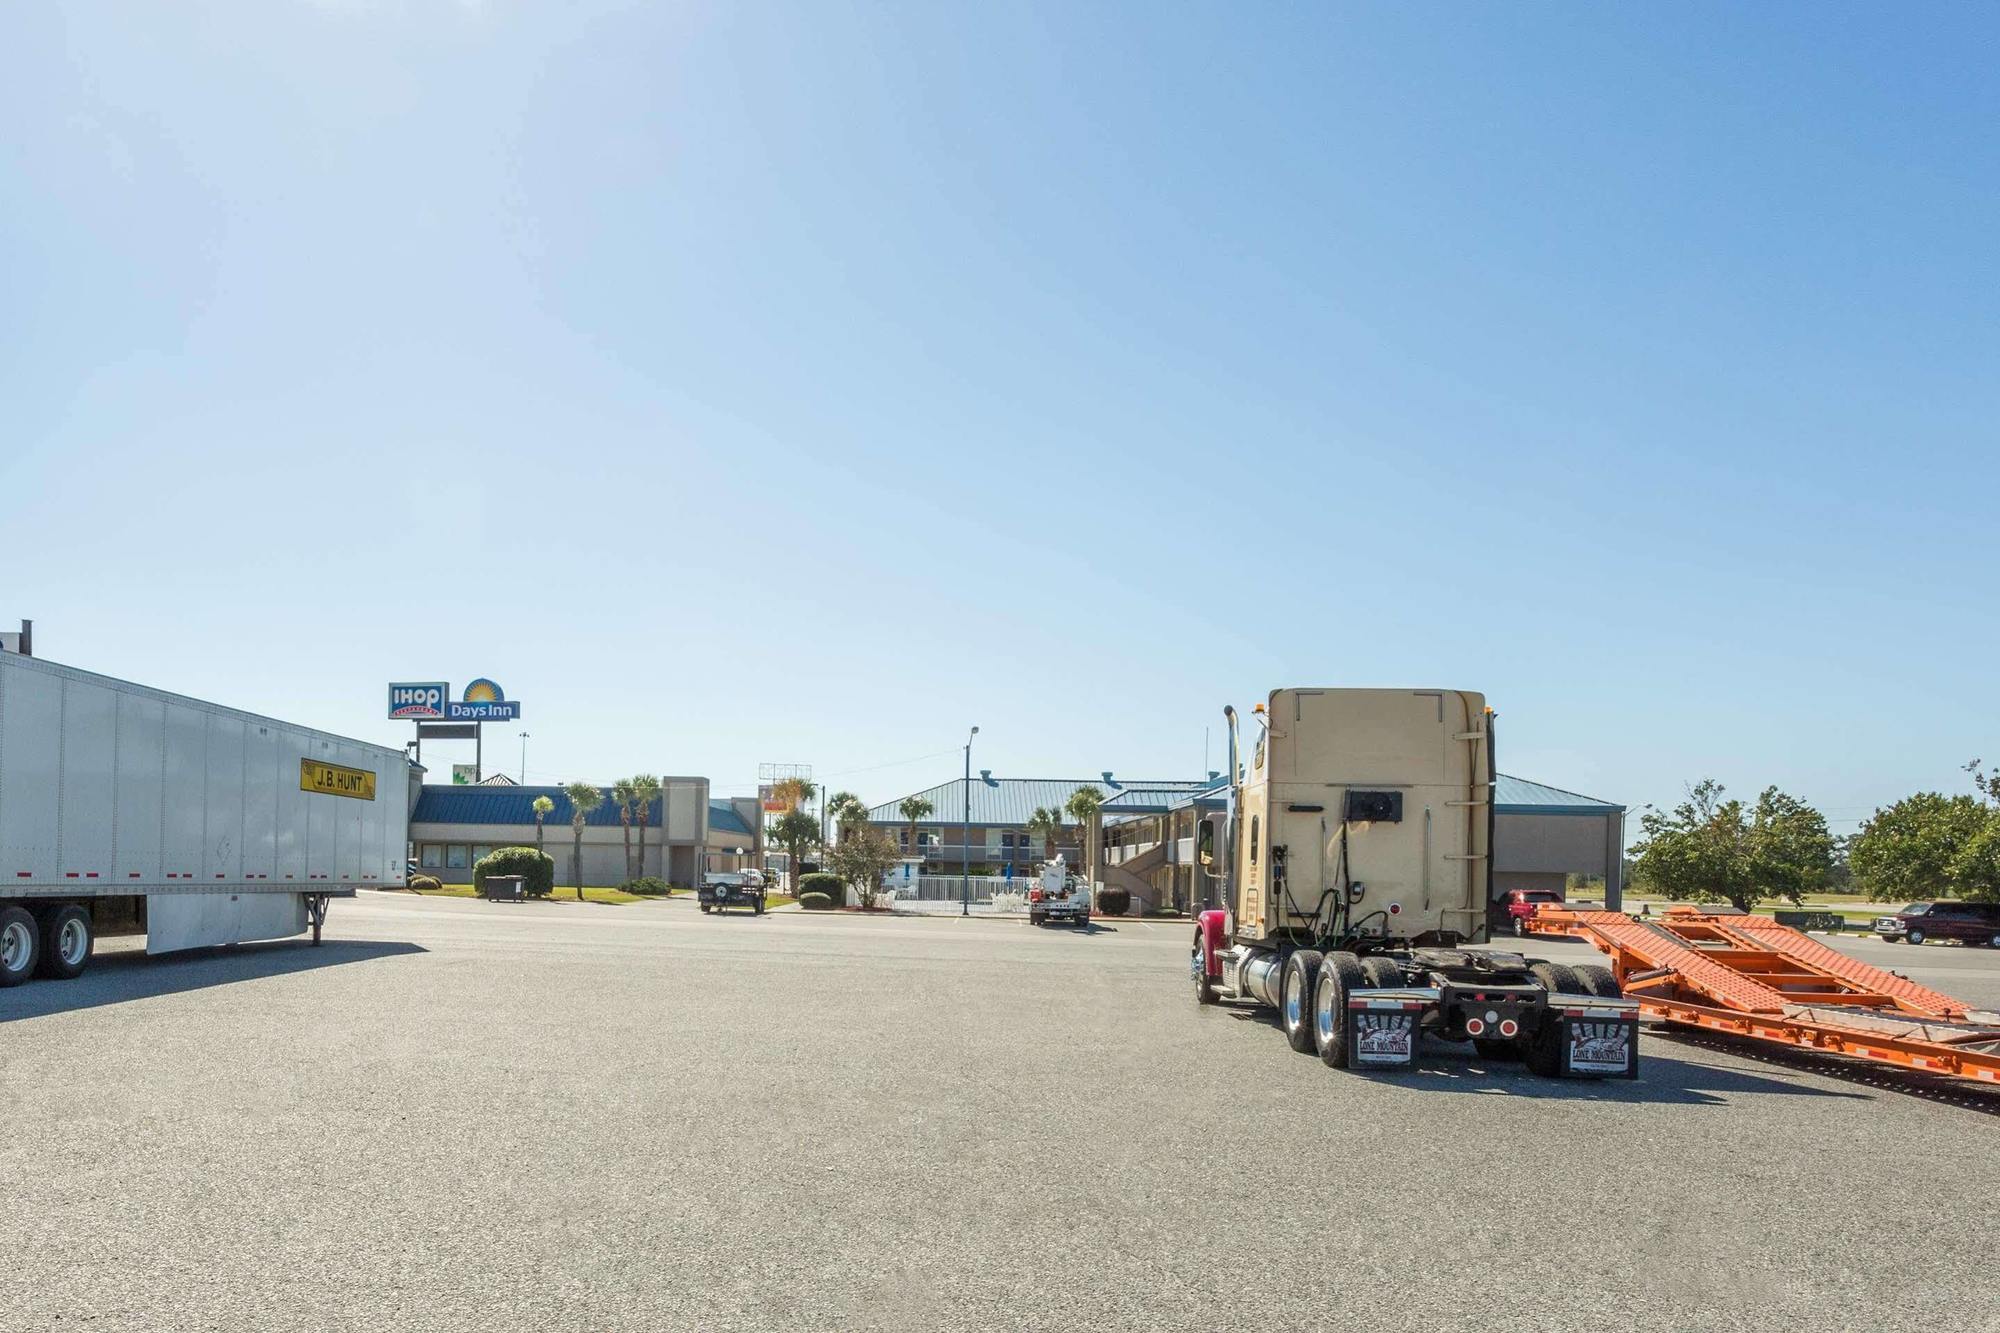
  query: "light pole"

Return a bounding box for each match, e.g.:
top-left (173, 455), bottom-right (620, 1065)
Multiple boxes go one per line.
top-left (518, 732), bottom-right (531, 784)
top-left (961, 725), bottom-right (979, 917)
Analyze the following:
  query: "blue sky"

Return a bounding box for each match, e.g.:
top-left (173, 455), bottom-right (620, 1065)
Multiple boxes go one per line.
top-left (4, 3), bottom-right (1994, 836)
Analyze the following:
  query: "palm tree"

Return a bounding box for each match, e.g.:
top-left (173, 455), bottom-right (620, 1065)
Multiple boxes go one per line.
top-left (1026, 806), bottom-right (1062, 861)
top-left (1066, 785), bottom-right (1105, 876)
top-left (899, 796), bottom-right (933, 861)
top-left (531, 795), bottom-right (554, 857)
top-left (565, 781), bottom-right (603, 900)
top-left (631, 774), bottom-right (661, 881)
top-left (826, 790), bottom-right (866, 844)
top-left (613, 778), bottom-right (637, 884)
top-left (772, 776), bottom-right (816, 811)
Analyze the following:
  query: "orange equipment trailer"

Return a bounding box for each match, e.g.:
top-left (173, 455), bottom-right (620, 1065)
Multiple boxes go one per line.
top-left (1526, 905), bottom-right (2000, 1085)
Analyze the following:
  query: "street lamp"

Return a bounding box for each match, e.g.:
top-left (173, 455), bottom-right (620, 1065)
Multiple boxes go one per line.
top-left (517, 732), bottom-right (531, 784)
top-left (962, 726), bottom-right (979, 917)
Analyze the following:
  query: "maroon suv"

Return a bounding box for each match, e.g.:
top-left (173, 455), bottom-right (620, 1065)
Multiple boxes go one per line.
top-left (1873, 901), bottom-right (2000, 947)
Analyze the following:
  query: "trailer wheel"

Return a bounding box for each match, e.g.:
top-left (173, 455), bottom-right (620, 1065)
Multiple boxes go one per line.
top-left (1359, 956), bottom-right (1402, 990)
top-left (36, 904), bottom-right (93, 980)
top-left (1572, 964), bottom-right (1620, 998)
top-left (1281, 950), bottom-right (1323, 1053)
top-left (0, 905), bottom-right (38, 987)
top-left (1312, 952), bottom-right (1366, 1069)
top-left (1529, 962), bottom-right (1581, 998)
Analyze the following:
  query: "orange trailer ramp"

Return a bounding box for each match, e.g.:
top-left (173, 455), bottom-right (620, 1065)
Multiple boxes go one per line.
top-left (1526, 906), bottom-right (2000, 1085)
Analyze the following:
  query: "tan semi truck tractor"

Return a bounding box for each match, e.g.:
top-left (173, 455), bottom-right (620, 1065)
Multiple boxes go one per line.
top-left (1189, 688), bottom-right (1639, 1078)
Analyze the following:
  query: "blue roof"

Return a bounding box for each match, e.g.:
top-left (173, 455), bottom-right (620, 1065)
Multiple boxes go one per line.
top-left (867, 777), bottom-right (1210, 827)
top-left (708, 802), bottom-right (754, 837)
top-left (412, 784), bottom-right (678, 829)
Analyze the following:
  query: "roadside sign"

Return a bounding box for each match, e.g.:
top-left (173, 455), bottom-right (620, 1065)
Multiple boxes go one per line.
top-left (389, 682), bottom-right (449, 719)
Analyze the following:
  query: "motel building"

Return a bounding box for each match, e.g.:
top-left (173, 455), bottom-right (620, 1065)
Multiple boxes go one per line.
top-left (407, 776), bottom-right (763, 886)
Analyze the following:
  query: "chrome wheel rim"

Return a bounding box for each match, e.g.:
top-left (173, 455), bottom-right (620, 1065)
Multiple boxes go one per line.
top-left (1284, 971), bottom-right (1301, 1029)
top-left (1, 920), bottom-right (30, 972)
top-left (1315, 979), bottom-right (1335, 1040)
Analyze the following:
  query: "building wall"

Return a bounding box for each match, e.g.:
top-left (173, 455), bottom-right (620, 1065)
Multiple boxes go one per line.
top-left (411, 823), bottom-right (697, 886)
top-left (1491, 811), bottom-right (1624, 909)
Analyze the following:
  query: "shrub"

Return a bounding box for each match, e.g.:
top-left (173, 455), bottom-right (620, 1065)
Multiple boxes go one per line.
top-left (797, 872), bottom-right (846, 902)
top-left (619, 877), bottom-right (671, 896)
top-left (1095, 886), bottom-right (1132, 916)
top-left (409, 874), bottom-right (442, 892)
top-left (474, 846), bottom-right (556, 899)
top-left (799, 892), bottom-right (835, 911)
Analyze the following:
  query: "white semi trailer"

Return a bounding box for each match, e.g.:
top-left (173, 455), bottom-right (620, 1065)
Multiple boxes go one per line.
top-left (1191, 688), bottom-right (1639, 1078)
top-left (0, 650), bottom-right (410, 987)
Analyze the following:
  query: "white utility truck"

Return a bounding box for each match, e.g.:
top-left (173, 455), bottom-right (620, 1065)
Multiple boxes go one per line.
top-left (1027, 856), bottom-right (1090, 928)
top-left (1191, 689), bottom-right (1638, 1078)
top-left (0, 650), bottom-right (411, 987)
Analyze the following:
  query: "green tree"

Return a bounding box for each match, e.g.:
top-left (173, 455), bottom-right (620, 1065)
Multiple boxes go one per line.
top-left (1849, 791), bottom-right (1991, 902)
top-left (767, 808), bottom-right (822, 893)
top-left (1025, 806), bottom-right (1062, 860)
top-left (772, 776), bottom-right (815, 811)
top-left (1065, 785), bottom-right (1105, 873)
top-left (1629, 780), bottom-right (1832, 912)
top-left (531, 794), bottom-right (554, 857)
top-left (898, 796), bottom-right (934, 859)
top-left (613, 777), bottom-right (638, 883)
top-left (631, 774), bottom-right (661, 882)
top-left (826, 791), bottom-right (867, 843)
top-left (564, 781), bottom-right (604, 901)
top-left (829, 822), bottom-right (902, 909)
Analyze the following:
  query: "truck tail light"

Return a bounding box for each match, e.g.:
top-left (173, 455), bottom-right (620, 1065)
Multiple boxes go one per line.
top-left (1465, 1018), bottom-right (1486, 1037)
top-left (1498, 1019), bottom-right (1519, 1038)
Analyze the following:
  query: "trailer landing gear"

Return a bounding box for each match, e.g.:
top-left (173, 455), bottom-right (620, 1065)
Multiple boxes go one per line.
top-left (305, 893), bottom-right (330, 946)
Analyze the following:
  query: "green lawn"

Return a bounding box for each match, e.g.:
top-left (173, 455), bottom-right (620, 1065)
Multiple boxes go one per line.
top-left (412, 885), bottom-right (671, 906)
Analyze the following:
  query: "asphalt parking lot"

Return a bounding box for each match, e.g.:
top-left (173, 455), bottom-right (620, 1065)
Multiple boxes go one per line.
top-left (4, 896), bottom-right (1997, 1333)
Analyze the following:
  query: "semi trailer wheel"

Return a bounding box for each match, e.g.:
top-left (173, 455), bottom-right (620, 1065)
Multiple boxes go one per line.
top-left (36, 904), bottom-right (92, 980)
top-left (1281, 949), bottom-right (1323, 1053)
top-left (1572, 964), bottom-right (1620, 998)
top-left (0, 905), bottom-right (39, 987)
top-left (1359, 956), bottom-right (1402, 990)
top-left (1312, 951), bottom-right (1366, 1070)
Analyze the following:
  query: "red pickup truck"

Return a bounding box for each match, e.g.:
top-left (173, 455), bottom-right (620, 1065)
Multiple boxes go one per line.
top-left (1500, 888), bottom-right (1565, 936)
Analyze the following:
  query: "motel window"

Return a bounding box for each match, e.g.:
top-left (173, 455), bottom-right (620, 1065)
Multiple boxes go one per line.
top-left (447, 844), bottom-right (470, 869)
top-left (420, 844), bottom-right (442, 869)
top-left (472, 845), bottom-right (496, 864)
top-left (1001, 831), bottom-right (1015, 849)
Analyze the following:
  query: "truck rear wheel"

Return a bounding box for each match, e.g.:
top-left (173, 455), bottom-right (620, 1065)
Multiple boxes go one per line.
top-left (1572, 964), bottom-right (1620, 998)
top-left (1281, 950), bottom-right (1323, 1052)
top-left (1359, 956), bottom-right (1402, 990)
top-left (1529, 962), bottom-right (1581, 998)
top-left (0, 905), bottom-right (38, 987)
top-left (37, 904), bottom-right (92, 980)
top-left (1312, 952), bottom-right (1366, 1069)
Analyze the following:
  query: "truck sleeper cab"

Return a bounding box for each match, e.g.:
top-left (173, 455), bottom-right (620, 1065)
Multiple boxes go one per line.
top-left (1190, 688), bottom-right (1639, 1079)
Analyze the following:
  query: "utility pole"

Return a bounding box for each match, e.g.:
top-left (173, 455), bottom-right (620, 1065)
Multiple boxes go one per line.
top-left (961, 726), bottom-right (979, 916)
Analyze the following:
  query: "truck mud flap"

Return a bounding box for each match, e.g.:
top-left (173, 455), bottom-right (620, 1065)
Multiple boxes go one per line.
top-left (1554, 1001), bottom-right (1641, 1079)
top-left (1345, 994), bottom-right (1430, 1069)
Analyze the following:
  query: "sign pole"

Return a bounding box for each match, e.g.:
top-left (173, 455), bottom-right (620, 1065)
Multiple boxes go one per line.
top-left (475, 722), bottom-right (483, 783)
